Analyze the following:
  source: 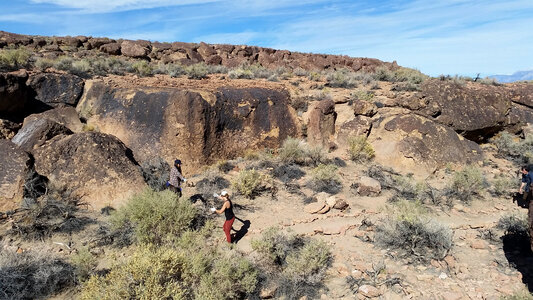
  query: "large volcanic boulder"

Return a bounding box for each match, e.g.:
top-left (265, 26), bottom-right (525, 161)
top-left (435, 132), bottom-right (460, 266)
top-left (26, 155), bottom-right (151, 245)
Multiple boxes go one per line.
top-left (0, 140), bottom-right (31, 211)
top-left (121, 40), bottom-right (150, 59)
top-left (26, 73), bottom-right (84, 108)
top-left (367, 109), bottom-right (482, 174)
top-left (399, 79), bottom-right (512, 141)
top-left (12, 118), bottom-right (72, 152)
top-left (23, 107), bottom-right (84, 133)
top-left (32, 132), bottom-right (146, 209)
top-left (76, 80), bottom-right (299, 172)
top-left (0, 71), bottom-right (35, 121)
top-left (307, 99), bottom-right (337, 147)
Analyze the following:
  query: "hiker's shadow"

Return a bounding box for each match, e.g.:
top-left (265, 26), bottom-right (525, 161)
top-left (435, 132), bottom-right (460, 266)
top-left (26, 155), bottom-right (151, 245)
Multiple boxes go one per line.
top-left (512, 192), bottom-right (529, 208)
top-left (232, 217), bottom-right (250, 244)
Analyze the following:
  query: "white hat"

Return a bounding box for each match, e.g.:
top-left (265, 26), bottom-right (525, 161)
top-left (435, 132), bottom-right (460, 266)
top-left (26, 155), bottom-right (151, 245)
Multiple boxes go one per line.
top-left (221, 190), bottom-right (228, 196)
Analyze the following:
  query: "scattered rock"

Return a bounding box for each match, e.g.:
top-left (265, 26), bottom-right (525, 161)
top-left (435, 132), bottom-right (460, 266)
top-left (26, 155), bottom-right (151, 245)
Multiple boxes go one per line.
top-left (470, 240), bottom-right (486, 249)
top-left (358, 285), bottom-right (381, 298)
top-left (259, 285), bottom-right (277, 299)
top-left (441, 292), bottom-right (464, 300)
top-left (443, 255), bottom-right (456, 269)
top-left (317, 204), bottom-right (331, 214)
top-left (355, 176), bottom-right (381, 196)
top-left (305, 201), bottom-right (326, 214)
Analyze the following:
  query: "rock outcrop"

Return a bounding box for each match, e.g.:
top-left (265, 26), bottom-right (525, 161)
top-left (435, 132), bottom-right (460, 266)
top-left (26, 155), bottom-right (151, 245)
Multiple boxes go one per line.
top-left (399, 80), bottom-right (533, 141)
top-left (12, 118), bottom-right (72, 152)
top-left (307, 99), bottom-right (337, 147)
top-left (0, 31), bottom-right (393, 73)
top-left (76, 80), bottom-right (299, 173)
top-left (26, 73), bottom-right (84, 108)
top-left (368, 109), bottom-right (482, 174)
top-left (0, 140), bottom-right (31, 211)
top-left (32, 132), bottom-right (146, 209)
top-left (23, 107), bottom-right (84, 133)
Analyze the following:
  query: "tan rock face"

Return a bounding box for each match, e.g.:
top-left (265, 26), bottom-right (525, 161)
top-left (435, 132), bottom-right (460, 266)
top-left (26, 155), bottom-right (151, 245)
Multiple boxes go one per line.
top-left (121, 40), bottom-right (150, 58)
top-left (77, 80), bottom-right (299, 173)
top-left (307, 99), bottom-right (337, 147)
top-left (32, 132), bottom-right (146, 209)
top-left (0, 140), bottom-right (30, 211)
top-left (368, 109), bottom-right (482, 174)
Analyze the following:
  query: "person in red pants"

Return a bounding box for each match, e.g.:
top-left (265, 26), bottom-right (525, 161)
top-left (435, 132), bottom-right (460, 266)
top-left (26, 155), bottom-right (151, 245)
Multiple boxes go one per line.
top-left (211, 190), bottom-right (235, 243)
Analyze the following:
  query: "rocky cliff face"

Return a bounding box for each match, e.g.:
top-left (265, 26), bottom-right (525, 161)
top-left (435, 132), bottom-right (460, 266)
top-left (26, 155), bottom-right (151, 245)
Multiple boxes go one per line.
top-left (76, 80), bottom-right (299, 172)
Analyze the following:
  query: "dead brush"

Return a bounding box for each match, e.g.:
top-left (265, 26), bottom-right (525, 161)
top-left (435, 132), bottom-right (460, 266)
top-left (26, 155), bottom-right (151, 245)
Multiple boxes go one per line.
top-left (8, 188), bottom-right (93, 241)
top-left (346, 261), bottom-right (404, 295)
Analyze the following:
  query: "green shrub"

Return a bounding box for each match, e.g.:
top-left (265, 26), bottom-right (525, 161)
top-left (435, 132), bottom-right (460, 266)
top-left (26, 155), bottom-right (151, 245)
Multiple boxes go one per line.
top-left (448, 166), bottom-right (485, 203)
top-left (90, 57), bottom-right (133, 75)
top-left (111, 189), bottom-right (198, 245)
top-left (228, 68), bottom-right (254, 79)
top-left (132, 60), bottom-right (153, 77)
top-left (279, 137), bottom-right (306, 164)
top-left (352, 71), bottom-right (375, 85)
top-left (491, 174), bottom-right (515, 197)
top-left (351, 90), bottom-right (375, 102)
top-left (308, 164), bottom-right (342, 194)
top-left (185, 62), bottom-right (209, 79)
top-left (71, 247), bottom-right (97, 282)
top-left (347, 135), bottom-right (375, 162)
top-left (228, 63), bottom-right (275, 79)
top-left (373, 66), bottom-right (396, 81)
top-left (492, 131), bottom-right (533, 164)
top-left (375, 215), bottom-right (453, 262)
top-left (291, 67), bottom-right (306, 76)
top-left (206, 64), bottom-right (228, 74)
top-left (283, 239), bottom-right (331, 284)
top-left (81, 246), bottom-right (187, 299)
top-left (393, 67), bottom-right (428, 84)
top-left (497, 213), bottom-right (529, 236)
top-left (325, 68), bottom-right (358, 88)
top-left (34, 57), bottom-right (54, 71)
top-left (307, 71), bottom-right (321, 81)
top-left (232, 168), bottom-right (268, 198)
top-left (251, 228), bottom-right (331, 297)
top-left (278, 137), bottom-right (327, 166)
top-left (53, 56), bottom-right (74, 71)
top-left (0, 47), bottom-right (31, 70)
top-left (82, 230), bottom-right (258, 300)
top-left (0, 247), bottom-right (75, 300)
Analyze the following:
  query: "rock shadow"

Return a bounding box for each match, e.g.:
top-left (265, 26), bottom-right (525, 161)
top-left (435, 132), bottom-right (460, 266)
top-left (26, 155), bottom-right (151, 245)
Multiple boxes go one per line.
top-left (502, 232), bottom-right (533, 292)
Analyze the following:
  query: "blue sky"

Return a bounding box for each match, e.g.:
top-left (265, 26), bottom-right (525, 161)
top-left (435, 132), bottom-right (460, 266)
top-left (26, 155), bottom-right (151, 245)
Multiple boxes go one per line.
top-left (1, 0), bottom-right (532, 76)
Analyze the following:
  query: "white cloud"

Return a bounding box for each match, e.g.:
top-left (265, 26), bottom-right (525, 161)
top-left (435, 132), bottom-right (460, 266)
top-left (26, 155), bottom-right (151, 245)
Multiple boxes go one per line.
top-left (29, 0), bottom-right (222, 13)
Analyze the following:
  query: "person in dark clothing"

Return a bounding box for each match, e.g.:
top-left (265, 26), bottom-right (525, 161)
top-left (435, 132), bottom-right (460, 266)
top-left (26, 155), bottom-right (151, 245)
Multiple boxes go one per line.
top-left (167, 159), bottom-right (186, 197)
top-left (211, 190), bottom-right (236, 243)
top-left (519, 165), bottom-right (532, 203)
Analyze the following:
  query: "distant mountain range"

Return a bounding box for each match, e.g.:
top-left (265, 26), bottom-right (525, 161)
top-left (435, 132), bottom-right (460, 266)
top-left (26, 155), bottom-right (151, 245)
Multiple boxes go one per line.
top-left (488, 70), bottom-right (533, 83)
